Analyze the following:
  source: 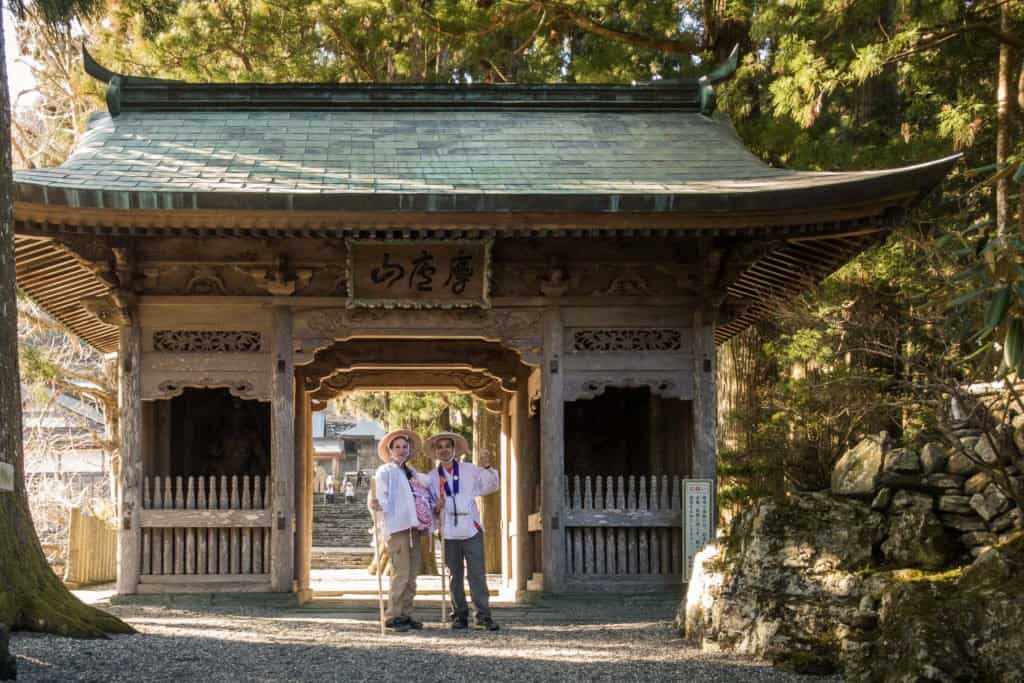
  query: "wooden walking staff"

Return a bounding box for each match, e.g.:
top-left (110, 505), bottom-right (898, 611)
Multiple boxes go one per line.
top-left (438, 492), bottom-right (448, 625)
top-left (370, 480), bottom-right (385, 636)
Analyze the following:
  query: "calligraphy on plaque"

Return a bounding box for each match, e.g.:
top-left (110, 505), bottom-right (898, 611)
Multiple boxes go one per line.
top-left (683, 479), bottom-right (713, 583)
top-left (347, 240), bottom-right (491, 308)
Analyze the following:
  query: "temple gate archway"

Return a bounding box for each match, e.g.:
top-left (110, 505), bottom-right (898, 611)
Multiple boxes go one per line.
top-left (291, 337), bottom-right (535, 601)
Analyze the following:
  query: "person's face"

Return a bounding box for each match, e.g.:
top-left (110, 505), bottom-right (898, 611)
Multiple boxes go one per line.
top-left (388, 436), bottom-right (411, 464)
top-left (435, 437), bottom-right (455, 464)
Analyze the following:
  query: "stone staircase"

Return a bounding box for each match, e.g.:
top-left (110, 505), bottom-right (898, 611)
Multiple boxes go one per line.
top-left (312, 496), bottom-right (374, 549)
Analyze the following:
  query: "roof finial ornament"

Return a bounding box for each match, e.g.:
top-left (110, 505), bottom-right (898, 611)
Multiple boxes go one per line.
top-left (83, 46), bottom-right (124, 116)
top-left (82, 45), bottom-right (181, 117)
top-left (699, 44), bottom-right (740, 116)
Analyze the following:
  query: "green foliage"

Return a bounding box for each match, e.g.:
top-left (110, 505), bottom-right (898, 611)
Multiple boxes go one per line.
top-left (87, 0), bottom-right (704, 85)
top-left (342, 391), bottom-right (472, 471)
top-left (714, 1), bottom-right (1024, 507)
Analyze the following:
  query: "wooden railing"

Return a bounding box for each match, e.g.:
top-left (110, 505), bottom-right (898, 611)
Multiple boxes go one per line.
top-left (563, 474), bottom-right (683, 584)
top-left (140, 475), bottom-right (272, 581)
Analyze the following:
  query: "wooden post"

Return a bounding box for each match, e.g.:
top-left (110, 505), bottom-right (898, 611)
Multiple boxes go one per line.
top-left (691, 308), bottom-right (718, 535)
top-left (270, 306), bottom-right (295, 592)
top-left (473, 399), bottom-right (502, 573)
top-left (540, 308), bottom-right (566, 593)
top-left (511, 385), bottom-right (531, 592)
top-left (499, 396), bottom-right (513, 586)
top-left (294, 387), bottom-right (313, 602)
top-left (116, 309), bottom-right (142, 594)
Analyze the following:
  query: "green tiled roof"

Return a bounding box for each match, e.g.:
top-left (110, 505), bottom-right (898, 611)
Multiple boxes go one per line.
top-left (15, 109), bottom-right (788, 195)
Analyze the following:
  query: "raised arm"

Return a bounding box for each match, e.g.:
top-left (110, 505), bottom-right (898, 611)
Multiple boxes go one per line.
top-left (475, 463), bottom-right (500, 497)
top-left (369, 467), bottom-right (388, 512)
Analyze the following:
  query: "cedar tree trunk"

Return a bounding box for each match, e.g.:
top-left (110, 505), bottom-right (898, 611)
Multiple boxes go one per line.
top-left (0, 10), bottom-right (131, 638)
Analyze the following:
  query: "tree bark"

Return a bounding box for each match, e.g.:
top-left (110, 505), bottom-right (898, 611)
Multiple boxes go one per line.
top-left (996, 2), bottom-right (1016, 235)
top-left (0, 12), bottom-right (131, 637)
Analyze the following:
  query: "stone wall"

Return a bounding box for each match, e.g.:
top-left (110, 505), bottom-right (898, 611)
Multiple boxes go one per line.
top-left (831, 430), bottom-right (1022, 564)
top-left (681, 429), bottom-right (1024, 680)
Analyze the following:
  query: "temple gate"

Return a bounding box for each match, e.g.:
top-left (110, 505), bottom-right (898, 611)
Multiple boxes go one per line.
top-left (10, 49), bottom-right (956, 599)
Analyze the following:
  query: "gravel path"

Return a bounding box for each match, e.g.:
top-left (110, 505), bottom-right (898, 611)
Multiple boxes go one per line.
top-left (10, 594), bottom-right (837, 682)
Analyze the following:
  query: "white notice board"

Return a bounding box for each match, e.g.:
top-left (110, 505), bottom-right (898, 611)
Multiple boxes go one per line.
top-left (0, 462), bottom-right (13, 492)
top-left (682, 479), bottom-right (713, 582)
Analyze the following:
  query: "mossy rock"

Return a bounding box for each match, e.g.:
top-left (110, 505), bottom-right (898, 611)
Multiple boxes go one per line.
top-left (772, 645), bottom-right (839, 676)
top-left (847, 533), bottom-right (1024, 682)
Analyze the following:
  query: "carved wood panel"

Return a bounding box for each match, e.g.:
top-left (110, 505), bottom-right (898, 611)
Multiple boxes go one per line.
top-left (571, 329), bottom-right (683, 353)
top-left (152, 330), bottom-right (263, 353)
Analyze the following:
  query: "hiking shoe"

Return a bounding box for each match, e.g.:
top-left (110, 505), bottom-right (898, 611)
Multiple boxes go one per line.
top-left (475, 616), bottom-right (500, 631)
top-left (385, 617), bottom-right (410, 633)
top-left (403, 617), bottom-right (423, 630)
top-left (451, 616), bottom-right (469, 630)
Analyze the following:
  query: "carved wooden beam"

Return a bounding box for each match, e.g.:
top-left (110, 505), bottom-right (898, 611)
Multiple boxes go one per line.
top-left (302, 339), bottom-right (526, 394)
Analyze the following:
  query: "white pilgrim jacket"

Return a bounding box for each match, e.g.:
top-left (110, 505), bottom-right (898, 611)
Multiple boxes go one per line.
top-left (370, 462), bottom-right (429, 539)
top-left (428, 461), bottom-right (500, 540)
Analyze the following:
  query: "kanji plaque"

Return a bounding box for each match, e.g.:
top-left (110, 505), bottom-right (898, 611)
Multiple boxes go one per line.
top-left (347, 240), bottom-right (491, 308)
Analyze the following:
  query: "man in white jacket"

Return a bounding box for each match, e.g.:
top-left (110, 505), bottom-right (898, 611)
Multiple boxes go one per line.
top-left (426, 432), bottom-right (501, 631)
top-left (369, 429), bottom-right (430, 633)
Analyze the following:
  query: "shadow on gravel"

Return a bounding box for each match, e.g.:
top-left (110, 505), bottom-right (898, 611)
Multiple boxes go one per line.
top-left (10, 604), bottom-right (836, 683)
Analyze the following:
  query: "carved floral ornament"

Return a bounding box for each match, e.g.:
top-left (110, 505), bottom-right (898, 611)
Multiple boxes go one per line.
top-left (563, 375), bottom-right (688, 402)
top-left (571, 328), bottom-right (683, 353)
top-left (152, 330), bottom-right (263, 353)
top-left (153, 378), bottom-right (261, 400)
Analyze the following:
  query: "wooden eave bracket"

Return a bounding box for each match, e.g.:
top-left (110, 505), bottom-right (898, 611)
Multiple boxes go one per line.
top-left (81, 294), bottom-right (130, 326)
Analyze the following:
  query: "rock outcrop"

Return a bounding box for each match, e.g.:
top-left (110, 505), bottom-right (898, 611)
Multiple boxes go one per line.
top-left (682, 425), bottom-right (1024, 679)
top-left (681, 493), bottom-right (885, 674)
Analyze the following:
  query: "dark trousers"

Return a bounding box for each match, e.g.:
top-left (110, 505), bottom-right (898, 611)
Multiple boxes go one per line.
top-left (444, 531), bottom-right (490, 620)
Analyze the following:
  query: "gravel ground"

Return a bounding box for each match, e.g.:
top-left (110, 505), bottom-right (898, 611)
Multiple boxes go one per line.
top-left (9, 595), bottom-right (839, 682)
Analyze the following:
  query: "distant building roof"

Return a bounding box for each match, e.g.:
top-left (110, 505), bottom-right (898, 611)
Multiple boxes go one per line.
top-left (340, 417), bottom-right (386, 439)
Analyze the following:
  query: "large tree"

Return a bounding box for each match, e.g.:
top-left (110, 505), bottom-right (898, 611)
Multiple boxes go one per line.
top-left (1, 1), bottom-right (131, 638)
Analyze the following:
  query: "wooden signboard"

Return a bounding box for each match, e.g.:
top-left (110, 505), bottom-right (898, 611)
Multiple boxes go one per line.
top-left (682, 478), bottom-right (713, 583)
top-left (0, 461), bottom-right (13, 492)
top-left (347, 240), bottom-right (491, 308)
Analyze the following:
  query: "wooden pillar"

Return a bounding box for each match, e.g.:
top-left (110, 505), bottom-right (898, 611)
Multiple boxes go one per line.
top-left (473, 399), bottom-right (502, 572)
top-left (270, 306), bottom-right (295, 592)
top-left (293, 385), bottom-right (312, 601)
top-left (540, 308), bottom-right (566, 592)
top-left (116, 308), bottom-right (142, 595)
top-left (691, 308), bottom-right (718, 534)
top-left (511, 384), bottom-right (535, 592)
top-left (499, 397), bottom-right (513, 586)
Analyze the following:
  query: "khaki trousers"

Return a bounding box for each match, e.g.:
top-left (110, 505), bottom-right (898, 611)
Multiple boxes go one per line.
top-left (385, 528), bottom-right (422, 620)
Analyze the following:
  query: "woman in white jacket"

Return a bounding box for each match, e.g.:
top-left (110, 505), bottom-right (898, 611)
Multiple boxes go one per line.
top-left (369, 429), bottom-right (433, 632)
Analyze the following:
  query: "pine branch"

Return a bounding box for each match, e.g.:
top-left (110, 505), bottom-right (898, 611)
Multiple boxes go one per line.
top-left (528, 1), bottom-right (700, 57)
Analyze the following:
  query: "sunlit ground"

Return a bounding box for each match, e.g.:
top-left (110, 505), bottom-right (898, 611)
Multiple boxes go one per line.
top-left (7, 580), bottom-right (836, 681)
